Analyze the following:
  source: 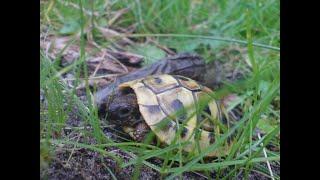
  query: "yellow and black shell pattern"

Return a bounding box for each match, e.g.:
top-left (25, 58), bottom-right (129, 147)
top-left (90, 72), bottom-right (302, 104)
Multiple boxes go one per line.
top-left (119, 74), bottom-right (231, 157)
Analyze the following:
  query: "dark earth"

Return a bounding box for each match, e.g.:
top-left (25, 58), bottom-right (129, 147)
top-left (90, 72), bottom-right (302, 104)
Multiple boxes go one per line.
top-left (41, 147), bottom-right (279, 180)
top-left (40, 127), bottom-right (279, 180)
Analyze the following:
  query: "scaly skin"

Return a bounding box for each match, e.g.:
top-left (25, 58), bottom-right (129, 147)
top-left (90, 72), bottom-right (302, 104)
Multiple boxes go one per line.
top-left (108, 93), bottom-right (151, 142)
top-left (107, 93), bottom-right (140, 127)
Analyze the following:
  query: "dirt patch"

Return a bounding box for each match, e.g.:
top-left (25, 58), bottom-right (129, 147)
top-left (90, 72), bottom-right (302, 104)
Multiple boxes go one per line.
top-left (40, 145), bottom-right (216, 180)
top-left (40, 148), bottom-right (159, 180)
top-left (41, 145), bottom-right (279, 180)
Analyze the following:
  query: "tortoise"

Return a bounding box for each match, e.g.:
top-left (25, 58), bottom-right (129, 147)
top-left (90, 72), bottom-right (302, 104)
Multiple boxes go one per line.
top-left (106, 74), bottom-right (235, 157)
top-left (94, 53), bottom-right (224, 111)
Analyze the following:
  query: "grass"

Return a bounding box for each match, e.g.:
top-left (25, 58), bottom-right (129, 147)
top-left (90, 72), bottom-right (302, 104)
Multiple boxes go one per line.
top-left (40, 0), bottom-right (279, 179)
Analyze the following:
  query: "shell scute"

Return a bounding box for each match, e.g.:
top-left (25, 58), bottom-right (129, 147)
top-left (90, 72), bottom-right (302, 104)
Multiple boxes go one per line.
top-left (118, 74), bottom-right (230, 157)
top-left (142, 74), bottom-right (179, 94)
top-left (175, 75), bottom-right (201, 91)
top-left (139, 105), bottom-right (167, 125)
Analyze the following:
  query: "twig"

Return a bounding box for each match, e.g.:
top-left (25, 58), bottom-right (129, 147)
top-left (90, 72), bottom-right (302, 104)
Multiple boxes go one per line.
top-left (257, 132), bottom-right (275, 180)
top-left (57, 0), bottom-right (99, 16)
top-left (109, 148), bottom-right (132, 160)
top-left (40, 27), bottom-right (52, 59)
top-left (147, 37), bottom-right (176, 55)
top-left (106, 49), bottom-right (144, 60)
top-left (96, 26), bottom-right (134, 45)
top-left (104, 53), bottom-right (129, 73)
top-left (64, 125), bottom-right (112, 132)
top-left (106, 49), bottom-right (144, 64)
top-left (116, 23), bottom-right (138, 34)
top-left (85, 31), bottom-right (130, 74)
top-left (191, 171), bottom-right (209, 179)
top-left (64, 74), bottom-right (122, 81)
top-left (108, 8), bottom-right (130, 26)
top-left (66, 133), bottom-right (82, 167)
top-left (90, 51), bottom-right (106, 77)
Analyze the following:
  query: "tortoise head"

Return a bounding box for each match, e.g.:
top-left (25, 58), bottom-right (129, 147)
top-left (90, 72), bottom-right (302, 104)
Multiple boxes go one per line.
top-left (107, 88), bottom-right (141, 126)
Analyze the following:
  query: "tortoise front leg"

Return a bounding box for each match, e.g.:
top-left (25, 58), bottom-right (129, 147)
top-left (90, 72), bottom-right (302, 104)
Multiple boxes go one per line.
top-left (133, 122), bottom-right (151, 142)
top-left (123, 122), bottom-right (151, 142)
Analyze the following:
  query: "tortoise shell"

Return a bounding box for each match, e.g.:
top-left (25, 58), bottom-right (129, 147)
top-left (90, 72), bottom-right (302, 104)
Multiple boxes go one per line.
top-left (119, 74), bottom-right (231, 157)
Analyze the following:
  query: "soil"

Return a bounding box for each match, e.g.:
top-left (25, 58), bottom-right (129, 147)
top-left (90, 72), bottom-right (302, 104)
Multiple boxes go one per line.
top-left (40, 142), bottom-right (279, 180)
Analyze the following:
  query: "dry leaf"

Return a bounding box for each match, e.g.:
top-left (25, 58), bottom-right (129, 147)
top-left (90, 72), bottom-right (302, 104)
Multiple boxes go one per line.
top-left (96, 26), bottom-right (134, 45)
top-left (107, 50), bottom-right (144, 66)
top-left (87, 57), bottom-right (126, 75)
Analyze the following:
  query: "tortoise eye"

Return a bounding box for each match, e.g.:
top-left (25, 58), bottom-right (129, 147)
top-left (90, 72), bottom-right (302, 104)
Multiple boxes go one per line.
top-left (119, 107), bottom-right (132, 117)
top-left (120, 108), bottom-right (129, 114)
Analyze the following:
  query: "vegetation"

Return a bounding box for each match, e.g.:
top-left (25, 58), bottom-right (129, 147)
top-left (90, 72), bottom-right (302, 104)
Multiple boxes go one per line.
top-left (40, 0), bottom-right (279, 179)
